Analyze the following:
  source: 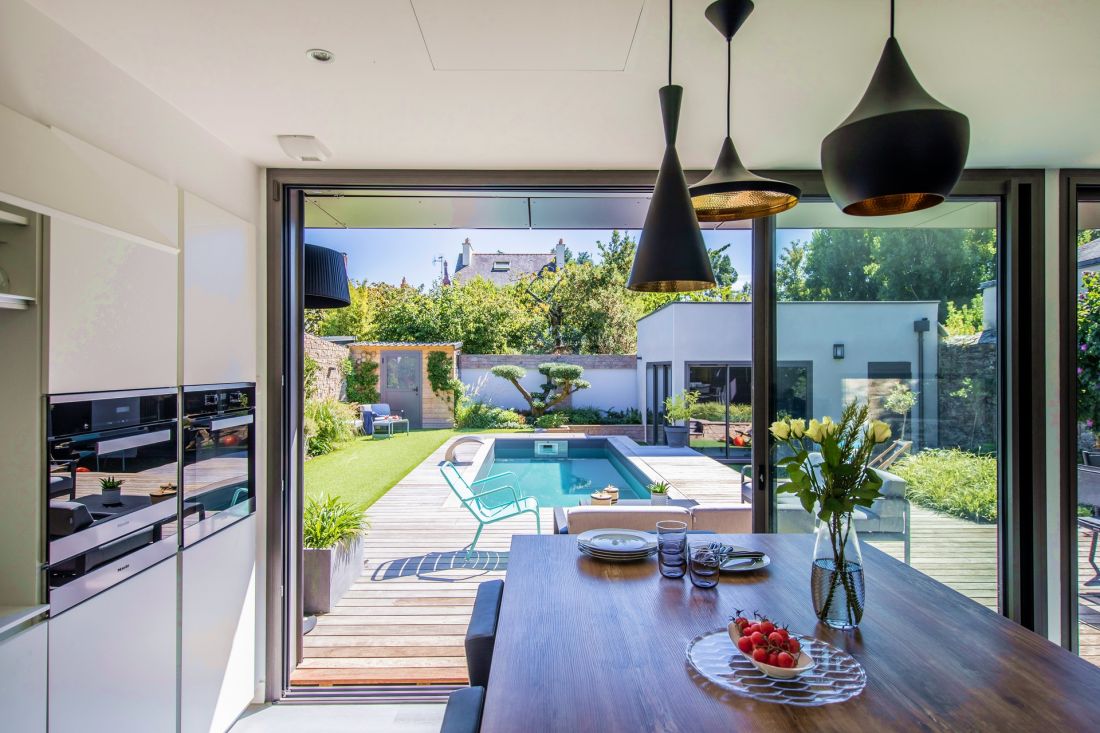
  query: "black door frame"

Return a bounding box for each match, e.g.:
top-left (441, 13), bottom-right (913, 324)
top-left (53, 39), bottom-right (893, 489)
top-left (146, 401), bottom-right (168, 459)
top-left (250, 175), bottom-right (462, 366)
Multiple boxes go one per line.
top-left (265, 167), bottom-right (1050, 699)
top-left (1058, 170), bottom-right (1100, 651)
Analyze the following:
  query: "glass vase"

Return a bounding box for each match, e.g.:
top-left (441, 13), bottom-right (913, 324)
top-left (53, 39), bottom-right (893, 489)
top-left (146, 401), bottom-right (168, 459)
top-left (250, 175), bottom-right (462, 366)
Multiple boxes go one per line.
top-left (810, 513), bottom-right (865, 629)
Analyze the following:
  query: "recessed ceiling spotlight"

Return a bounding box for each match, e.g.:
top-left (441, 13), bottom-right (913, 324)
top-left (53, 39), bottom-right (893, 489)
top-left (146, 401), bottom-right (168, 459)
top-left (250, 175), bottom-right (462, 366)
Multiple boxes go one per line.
top-left (306, 48), bottom-right (334, 63)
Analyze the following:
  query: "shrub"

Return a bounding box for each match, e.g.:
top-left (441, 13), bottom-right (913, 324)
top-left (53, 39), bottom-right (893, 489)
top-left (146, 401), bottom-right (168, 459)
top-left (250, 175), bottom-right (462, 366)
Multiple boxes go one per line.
top-left (664, 391), bottom-right (699, 424)
top-left (689, 402), bottom-right (752, 422)
top-left (305, 399), bottom-right (358, 457)
top-left (535, 412), bottom-right (568, 429)
top-left (552, 407), bottom-right (641, 425)
top-left (303, 494), bottom-right (369, 550)
top-left (346, 357), bottom-right (380, 404)
top-left (893, 449), bottom-right (998, 523)
top-left (455, 400), bottom-right (526, 430)
top-left (426, 351), bottom-right (463, 418)
top-left (304, 354), bottom-right (320, 400)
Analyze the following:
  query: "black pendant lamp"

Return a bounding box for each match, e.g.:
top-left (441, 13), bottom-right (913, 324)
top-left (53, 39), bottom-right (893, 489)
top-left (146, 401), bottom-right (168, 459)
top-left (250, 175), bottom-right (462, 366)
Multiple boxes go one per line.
top-left (690, 0), bottom-right (800, 222)
top-left (821, 0), bottom-right (969, 216)
top-left (304, 243), bottom-right (351, 308)
top-left (627, 0), bottom-right (714, 293)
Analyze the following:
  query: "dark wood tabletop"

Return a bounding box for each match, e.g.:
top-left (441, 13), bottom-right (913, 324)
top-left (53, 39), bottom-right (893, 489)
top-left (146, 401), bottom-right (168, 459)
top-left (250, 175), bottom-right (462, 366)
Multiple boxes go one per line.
top-left (482, 534), bottom-right (1100, 732)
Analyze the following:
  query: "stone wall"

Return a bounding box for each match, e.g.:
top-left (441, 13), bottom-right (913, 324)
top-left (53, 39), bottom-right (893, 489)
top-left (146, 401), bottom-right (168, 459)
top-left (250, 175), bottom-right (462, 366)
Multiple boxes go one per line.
top-left (304, 333), bottom-right (348, 402)
top-left (937, 334), bottom-right (997, 451)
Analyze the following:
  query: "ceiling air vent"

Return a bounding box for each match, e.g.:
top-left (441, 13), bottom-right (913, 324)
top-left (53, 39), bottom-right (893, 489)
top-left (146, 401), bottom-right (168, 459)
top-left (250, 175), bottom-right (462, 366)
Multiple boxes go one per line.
top-left (277, 135), bottom-right (331, 163)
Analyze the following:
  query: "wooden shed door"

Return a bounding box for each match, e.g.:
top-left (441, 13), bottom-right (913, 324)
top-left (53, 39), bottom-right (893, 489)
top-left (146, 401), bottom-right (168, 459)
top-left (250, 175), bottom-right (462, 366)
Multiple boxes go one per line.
top-left (381, 351), bottom-right (422, 428)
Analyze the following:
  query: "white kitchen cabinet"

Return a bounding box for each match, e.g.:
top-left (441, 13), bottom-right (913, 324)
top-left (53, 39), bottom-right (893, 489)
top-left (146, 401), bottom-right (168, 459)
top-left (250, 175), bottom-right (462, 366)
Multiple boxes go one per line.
top-left (181, 516), bottom-right (257, 733)
top-left (48, 558), bottom-right (176, 733)
top-left (182, 192), bottom-right (257, 386)
top-left (0, 620), bottom-right (47, 732)
top-left (48, 217), bottom-right (178, 393)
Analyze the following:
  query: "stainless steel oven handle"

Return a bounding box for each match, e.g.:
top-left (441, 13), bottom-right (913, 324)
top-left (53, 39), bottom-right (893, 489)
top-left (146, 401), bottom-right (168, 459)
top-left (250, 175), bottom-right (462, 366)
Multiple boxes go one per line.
top-left (96, 428), bottom-right (172, 455)
top-left (209, 414), bottom-right (254, 431)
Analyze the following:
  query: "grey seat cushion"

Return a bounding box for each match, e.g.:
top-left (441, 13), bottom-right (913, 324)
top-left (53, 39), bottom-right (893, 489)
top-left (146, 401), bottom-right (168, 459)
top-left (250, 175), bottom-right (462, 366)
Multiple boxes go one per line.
top-left (465, 580), bottom-right (503, 688)
top-left (440, 686), bottom-right (485, 733)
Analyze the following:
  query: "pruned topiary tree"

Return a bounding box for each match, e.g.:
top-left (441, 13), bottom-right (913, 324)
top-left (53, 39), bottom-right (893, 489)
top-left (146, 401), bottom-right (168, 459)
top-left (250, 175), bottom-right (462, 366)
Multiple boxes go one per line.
top-left (490, 362), bottom-right (590, 418)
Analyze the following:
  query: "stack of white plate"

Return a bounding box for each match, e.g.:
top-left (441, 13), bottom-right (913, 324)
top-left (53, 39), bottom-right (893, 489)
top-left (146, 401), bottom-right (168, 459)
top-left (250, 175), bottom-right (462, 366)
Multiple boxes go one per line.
top-left (576, 529), bottom-right (657, 562)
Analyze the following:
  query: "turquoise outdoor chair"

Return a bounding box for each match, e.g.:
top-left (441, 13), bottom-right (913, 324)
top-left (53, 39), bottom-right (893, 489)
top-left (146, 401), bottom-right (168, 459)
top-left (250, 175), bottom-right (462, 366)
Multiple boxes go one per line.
top-left (440, 461), bottom-right (540, 558)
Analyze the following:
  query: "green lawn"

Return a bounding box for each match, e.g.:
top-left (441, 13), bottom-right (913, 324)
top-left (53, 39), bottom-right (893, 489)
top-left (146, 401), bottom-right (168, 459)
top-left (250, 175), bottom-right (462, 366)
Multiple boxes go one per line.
top-left (303, 429), bottom-right (523, 509)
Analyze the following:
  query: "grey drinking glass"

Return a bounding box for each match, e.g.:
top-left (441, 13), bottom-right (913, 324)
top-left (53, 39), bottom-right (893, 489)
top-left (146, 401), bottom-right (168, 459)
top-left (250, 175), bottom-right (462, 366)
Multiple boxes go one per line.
top-left (689, 544), bottom-right (721, 589)
top-left (656, 520), bottom-right (688, 578)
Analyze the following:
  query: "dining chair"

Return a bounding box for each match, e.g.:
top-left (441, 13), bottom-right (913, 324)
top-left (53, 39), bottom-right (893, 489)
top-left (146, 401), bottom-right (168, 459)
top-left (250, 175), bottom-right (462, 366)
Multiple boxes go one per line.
top-left (465, 579), bottom-right (504, 688)
top-left (440, 462), bottom-right (541, 558)
top-left (440, 685), bottom-right (485, 733)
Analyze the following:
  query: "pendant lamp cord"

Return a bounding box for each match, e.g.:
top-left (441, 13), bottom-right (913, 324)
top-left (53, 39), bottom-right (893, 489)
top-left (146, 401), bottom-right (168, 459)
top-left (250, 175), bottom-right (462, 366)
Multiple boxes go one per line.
top-left (890, 0), bottom-right (895, 38)
top-left (726, 40), bottom-right (732, 138)
top-left (667, 0), bottom-right (673, 85)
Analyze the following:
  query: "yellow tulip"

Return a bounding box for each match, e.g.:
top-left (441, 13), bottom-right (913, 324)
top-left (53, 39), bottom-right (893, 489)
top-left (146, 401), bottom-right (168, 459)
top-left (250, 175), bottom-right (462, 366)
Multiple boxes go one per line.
top-left (789, 419), bottom-right (806, 438)
top-left (871, 420), bottom-right (892, 443)
top-left (770, 421), bottom-right (791, 440)
top-left (805, 419), bottom-right (824, 442)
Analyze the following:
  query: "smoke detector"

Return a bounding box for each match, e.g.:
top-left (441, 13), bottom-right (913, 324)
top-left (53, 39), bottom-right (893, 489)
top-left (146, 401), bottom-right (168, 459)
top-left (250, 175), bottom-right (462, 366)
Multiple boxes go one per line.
top-left (277, 135), bottom-right (332, 163)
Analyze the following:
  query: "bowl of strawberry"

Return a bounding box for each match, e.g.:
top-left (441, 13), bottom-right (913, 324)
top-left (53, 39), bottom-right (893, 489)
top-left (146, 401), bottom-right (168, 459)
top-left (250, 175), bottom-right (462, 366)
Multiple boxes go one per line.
top-left (727, 612), bottom-right (814, 679)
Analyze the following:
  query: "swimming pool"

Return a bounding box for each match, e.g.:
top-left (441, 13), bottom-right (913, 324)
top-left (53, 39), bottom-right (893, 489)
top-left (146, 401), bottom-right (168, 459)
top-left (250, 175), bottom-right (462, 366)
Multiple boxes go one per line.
top-left (477, 438), bottom-right (651, 508)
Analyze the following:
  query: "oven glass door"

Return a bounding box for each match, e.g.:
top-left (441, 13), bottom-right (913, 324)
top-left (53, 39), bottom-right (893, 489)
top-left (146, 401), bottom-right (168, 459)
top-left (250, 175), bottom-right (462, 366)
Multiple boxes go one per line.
top-left (47, 421), bottom-right (179, 612)
top-left (182, 411), bottom-right (254, 545)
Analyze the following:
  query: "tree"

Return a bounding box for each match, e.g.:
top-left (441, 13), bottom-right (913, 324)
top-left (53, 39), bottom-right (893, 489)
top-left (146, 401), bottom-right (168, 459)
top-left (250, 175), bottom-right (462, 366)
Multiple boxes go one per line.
top-left (1079, 272), bottom-right (1100, 442)
top-left (708, 243), bottom-right (739, 288)
top-left (1078, 229), bottom-right (1100, 247)
top-left (777, 241), bottom-right (811, 301)
top-left (944, 294), bottom-right (984, 336)
top-left (882, 382), bottom-right (918, 440)
top-left (489, 362), bottom-right (590, 417)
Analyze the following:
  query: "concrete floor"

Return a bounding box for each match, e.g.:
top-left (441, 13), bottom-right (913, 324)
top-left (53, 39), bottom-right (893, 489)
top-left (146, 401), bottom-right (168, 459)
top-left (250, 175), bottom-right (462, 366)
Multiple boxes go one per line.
top-left (230, 703), bottom-right (444, 732)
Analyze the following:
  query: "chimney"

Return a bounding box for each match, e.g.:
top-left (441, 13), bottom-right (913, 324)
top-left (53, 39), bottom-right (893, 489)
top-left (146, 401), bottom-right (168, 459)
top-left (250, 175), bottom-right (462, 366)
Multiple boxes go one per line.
top-left (461, 237), bottom-right (473, 269)
top-left (555, 238), bottom-right (566, 270)
top-left (442, 259), bottom-right (451, 286)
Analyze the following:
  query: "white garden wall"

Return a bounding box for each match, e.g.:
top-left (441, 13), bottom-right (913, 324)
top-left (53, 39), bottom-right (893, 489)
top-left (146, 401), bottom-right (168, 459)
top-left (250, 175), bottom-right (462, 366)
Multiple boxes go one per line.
top-left (458, 354), bottom-right (637, 413)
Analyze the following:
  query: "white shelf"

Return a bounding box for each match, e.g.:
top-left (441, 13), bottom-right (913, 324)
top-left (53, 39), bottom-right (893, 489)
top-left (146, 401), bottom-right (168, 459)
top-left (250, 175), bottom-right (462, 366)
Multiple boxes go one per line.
top-left (0, 293), bottom-right (33, 310)
top-left (0, 604), bottom-right (48, 636)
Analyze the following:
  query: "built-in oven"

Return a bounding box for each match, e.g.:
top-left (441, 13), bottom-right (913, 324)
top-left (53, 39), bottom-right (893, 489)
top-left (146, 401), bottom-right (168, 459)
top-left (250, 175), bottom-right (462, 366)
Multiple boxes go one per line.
top-left (180, 383), bottom-right (255, 546)
top-left (45, 388), bottom-right (183, 614)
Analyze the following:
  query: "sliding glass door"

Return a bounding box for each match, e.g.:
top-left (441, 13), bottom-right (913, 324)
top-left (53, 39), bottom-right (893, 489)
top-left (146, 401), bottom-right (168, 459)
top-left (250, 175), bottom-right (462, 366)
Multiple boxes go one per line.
top-left (685, 363), bottom-right (751, 464)
top-left (1071, 184), bottom-right (1100, 666)
top-left (770, 198), bottom-right (1002, 608)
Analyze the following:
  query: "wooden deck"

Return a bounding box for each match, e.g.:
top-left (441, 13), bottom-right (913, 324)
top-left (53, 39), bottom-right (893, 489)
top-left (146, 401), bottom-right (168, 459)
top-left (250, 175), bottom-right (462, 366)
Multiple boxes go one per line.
top-left (292, 435), bottom-right (1100, 685)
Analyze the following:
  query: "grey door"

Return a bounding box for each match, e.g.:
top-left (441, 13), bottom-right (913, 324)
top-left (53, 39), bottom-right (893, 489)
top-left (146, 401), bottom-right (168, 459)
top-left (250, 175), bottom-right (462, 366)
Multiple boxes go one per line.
top-left (380, 351), bottom-right (422, 428)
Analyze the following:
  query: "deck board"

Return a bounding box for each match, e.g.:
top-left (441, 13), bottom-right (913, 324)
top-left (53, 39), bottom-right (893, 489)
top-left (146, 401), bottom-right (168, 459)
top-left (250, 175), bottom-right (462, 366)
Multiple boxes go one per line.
top-left (291, 434), bottom-right (1100, 686)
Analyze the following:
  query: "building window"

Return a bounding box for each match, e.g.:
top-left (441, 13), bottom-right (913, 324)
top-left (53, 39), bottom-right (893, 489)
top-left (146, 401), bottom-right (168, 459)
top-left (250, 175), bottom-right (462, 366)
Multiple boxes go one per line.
top-left (491, 260), bottom-right (511, 272)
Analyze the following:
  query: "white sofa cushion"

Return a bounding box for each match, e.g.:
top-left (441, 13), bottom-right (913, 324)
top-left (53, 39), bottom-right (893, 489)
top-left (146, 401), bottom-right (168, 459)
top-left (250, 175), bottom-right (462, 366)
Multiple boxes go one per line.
top-left (565, 506), bottom-right (690, 534)
top-left (689, 504), bottom-right (752, 534)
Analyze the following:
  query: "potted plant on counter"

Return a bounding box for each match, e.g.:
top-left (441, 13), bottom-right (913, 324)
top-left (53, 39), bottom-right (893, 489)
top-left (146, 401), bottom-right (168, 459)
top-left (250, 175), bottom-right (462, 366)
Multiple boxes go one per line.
top-left (648, 481), bottom-right (671, 506)
top-left (99, 476), bottom-right (124, 505)
top-left (303, 495), bottom-right (369, 615)
top-left (663, 391), bottom-right (699, 449)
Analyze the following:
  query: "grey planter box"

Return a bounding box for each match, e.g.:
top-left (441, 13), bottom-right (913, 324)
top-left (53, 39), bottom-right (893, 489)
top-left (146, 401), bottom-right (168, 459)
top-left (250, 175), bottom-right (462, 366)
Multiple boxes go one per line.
top-left (303, 535), bottom-right (365, 615)
top-left (665, 425), bottom-right (689, 448)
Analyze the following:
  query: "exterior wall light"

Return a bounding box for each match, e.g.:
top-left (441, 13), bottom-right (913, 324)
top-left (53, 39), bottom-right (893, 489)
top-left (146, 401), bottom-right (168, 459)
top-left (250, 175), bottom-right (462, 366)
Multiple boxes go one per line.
top-left (833, 344), bottom-right (845, 360)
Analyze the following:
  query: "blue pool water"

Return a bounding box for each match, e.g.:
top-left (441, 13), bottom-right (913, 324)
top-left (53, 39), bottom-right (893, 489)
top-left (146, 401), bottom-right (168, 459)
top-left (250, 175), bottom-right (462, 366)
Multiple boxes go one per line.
top-left (480, 440), bottom-right (650, 507)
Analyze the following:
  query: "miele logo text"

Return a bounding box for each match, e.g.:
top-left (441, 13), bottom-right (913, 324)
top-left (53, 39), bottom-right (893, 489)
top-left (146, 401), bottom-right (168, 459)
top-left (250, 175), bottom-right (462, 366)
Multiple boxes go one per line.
top-left (116, 564), bottom-right (130, 572)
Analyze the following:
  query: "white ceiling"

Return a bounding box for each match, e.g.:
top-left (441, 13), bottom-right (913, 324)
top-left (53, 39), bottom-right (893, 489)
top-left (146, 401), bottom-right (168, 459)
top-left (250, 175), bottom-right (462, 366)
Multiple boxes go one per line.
top-left (26, 0), bottom-right (1100, 170)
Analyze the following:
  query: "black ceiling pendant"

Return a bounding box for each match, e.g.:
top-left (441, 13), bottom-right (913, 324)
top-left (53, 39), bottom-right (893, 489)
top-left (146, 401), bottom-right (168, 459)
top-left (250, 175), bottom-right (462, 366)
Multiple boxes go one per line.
top-left (628, 0), bottom-right (714, 293)
top-left (821, 0), bottom-right (969, 216)
top-left (690, 0), bottom-right (800, 222)
top-left (304, 243), bottom-right (351, 309)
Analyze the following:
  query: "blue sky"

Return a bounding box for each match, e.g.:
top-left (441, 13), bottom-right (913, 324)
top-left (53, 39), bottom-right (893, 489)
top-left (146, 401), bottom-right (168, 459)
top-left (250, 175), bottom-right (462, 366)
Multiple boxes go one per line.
top-left (305, 227), bottom-right (811, 289)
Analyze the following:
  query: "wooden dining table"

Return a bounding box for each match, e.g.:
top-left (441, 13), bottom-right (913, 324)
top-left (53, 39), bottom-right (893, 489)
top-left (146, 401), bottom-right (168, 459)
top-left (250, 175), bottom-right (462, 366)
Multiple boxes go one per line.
top-left (481, 534), bottom-right (1100, 732)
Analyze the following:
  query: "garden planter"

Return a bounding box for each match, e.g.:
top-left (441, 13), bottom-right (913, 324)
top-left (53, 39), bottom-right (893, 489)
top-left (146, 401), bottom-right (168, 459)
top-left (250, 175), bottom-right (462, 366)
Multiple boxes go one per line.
top-left (650, 493), bottom-right (669, 506)
top-left (665, 425), bottom-right (689, 448)
top-left (1083, 450), bottom-right (1100, 467)
top-left (303, 535), bottom-right (365, 615)
top-left (100, 487), bottom-right (122, 505)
